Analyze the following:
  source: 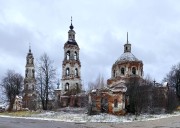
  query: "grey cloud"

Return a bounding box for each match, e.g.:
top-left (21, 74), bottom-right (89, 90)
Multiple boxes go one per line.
top-left (0, 0), bottom-right (180, 88)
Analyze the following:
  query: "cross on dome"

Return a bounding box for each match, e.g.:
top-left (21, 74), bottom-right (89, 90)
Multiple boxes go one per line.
top-left (29, 42), bottom-right (31, 53)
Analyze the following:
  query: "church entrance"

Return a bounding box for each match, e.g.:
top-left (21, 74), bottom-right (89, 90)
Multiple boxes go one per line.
top-left (101, 97), bottom-right (108, 113)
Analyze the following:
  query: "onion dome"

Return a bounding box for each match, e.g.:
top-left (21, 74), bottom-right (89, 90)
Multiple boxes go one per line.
top-left (66, 17), bottom-right (78, 46)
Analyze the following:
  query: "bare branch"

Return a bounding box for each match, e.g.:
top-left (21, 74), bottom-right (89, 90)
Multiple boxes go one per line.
top-left (36, 53), bottom-right (56, 110)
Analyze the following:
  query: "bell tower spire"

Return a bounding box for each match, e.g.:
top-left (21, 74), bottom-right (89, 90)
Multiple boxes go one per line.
top-left (127, 32), bottom-right (129, 44)
top-left (68, 16), bottom-right (76, 41)
top-left (70, 16), bottom-right (74, 30)
top-left (29, 42), bottom-right (31, 53)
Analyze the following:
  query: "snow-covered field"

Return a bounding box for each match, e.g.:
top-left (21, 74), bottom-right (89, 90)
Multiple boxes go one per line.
top-left (0, 107), bottom-right (180, 123)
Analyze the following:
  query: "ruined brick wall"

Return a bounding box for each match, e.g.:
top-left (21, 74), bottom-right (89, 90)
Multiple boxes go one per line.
top-left (89, 91), bottom-right (126, 115)
top-left (60, 96), bottom-right (70, 107)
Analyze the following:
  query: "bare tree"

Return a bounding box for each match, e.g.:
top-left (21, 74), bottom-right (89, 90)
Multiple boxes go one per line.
top-left (126, 77), bottom-right (154, 114)
top-left (126, 77), bottom-right (141, 114)
top-left (163, 63), bottom-right (180, 102)
top-left (0, 70), bottom-right (23, 111)
top-left (88, 74), bottom-right (106, 91)
top-left (126, 76), bottom-right (178, 114)
top-left (166, 88), bottom-right (178, 113)
top-left (36, 53), bottom-right (56, 110)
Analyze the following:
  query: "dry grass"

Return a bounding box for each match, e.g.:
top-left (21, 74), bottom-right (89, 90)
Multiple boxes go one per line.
top-left (0, 111), bottom-right (40, 117)
top-left (177, 106), bottom-right (180, 110)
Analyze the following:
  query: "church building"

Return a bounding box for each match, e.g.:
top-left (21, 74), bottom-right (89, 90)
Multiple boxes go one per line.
top-left (89, 33), bottom-right (143, 115)
top-left (22, 47), bottom-right (37, 110)
top-left (58, 18), bottom-right (85, 107)
top-left (61, 18), bottom-right (82, 94)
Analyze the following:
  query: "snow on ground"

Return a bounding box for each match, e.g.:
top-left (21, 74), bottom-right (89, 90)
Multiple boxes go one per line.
top-left (0, 107), bottom-right (180, 123)
top-left (31, 110), bottom-right (180, 122)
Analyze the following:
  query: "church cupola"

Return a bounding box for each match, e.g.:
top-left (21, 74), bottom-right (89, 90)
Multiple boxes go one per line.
top-left (124, 32), bottom-right (131, 53)
top-left (68, 17), bottom-right (76, 41)
top-left (107, 32), bottom-right (143, 88)
top-left (69, 18), bottom-right (74, 30)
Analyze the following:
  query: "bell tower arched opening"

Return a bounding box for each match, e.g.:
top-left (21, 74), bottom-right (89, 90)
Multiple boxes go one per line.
top-left (66, 51), bottom-right (70, 60)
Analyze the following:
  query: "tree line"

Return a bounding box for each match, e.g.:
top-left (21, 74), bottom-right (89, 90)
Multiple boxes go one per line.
top-left (122, 62), bottom-right (180, 114)
top-left (126, 76), bottom-right (178, 115)
top-left (1, 55), bottom-right (180, 113)
top-left (0, 53), bottom-right (56, 111)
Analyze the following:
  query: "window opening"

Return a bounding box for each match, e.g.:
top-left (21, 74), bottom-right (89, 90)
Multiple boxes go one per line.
top-left (66, 51), bottom-right (70, 60)
top-left (65, 83), bottom-right (69, 91)
top-left (121, 68), bottom-right (125, 75)
top-left (66, 68), bottom-right (70, 76)
top-left (132, 67), bottom-right (136, 75)
top-left (113, 70), bottom-right (116, 77)
top-left (114, 99), bottom-right (118, 108)
top-left (75, 68), bottom-right (78, 76)
top-left (74, 52), bottom-right (77, 60)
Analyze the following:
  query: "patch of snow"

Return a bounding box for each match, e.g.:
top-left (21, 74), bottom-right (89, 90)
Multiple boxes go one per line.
top-left (0, 102), bottom-right (9, 110)
top-left (116, 52), bottom-right (138, 62)
top-left (162, 82), bottom-right (168, 87)
top-left (54, 89), bottom-right (61, 91)
top-left (33, 111), bottom-right (180, 122)
top-left (0, 107), bottom-right (180, 123)
top-left (91, 89), bottom-right (96, 93)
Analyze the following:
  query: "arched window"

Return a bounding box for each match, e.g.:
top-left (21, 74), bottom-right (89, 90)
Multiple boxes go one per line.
top-left (141, 68), bottom-right (143, 76)
top-left (32, 85), bottom-right (35, 91)
top-left (69, 34), bottom-right (72, 39)
top-left (26, 69), bottom-right (28, 77)
top-left (32, 69), bottom-right (35, 78)
top-left (76, 83), bottom-right (79, 90)
top-left (75, 68), bottom-right (78, 76)
top-left (114, 99), bottom-right (118, 108)
top-left (65, 83), bottom-right (69, 91)
top-left (58, 95), bottom-right (60, 100)
top-left (74, 52), bottom-right (77, 60)
top-left (29, 58), bottom-right (32, 64)
top-left (113, 70), bottom-right (116, 77)
top-left (26, 84), bottom-right (28, 90)
top-left (132, 67), bottom-right (136, 75)
top-left (66, 51), bottom-right (70, 60)
top-left (121, 67), bottom-right (125, 75)
top-left (66, 68), bottom-right (70, 76)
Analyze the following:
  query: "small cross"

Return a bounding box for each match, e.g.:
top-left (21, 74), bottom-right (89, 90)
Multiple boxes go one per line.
top-left (153, 79), bottom-right (156, 86)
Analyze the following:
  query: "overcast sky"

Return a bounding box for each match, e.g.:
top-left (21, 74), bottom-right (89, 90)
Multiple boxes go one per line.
top-left (0, 0), bottom-right (180, 89)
